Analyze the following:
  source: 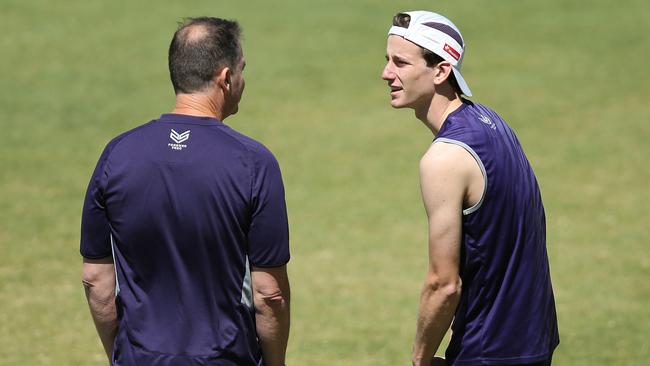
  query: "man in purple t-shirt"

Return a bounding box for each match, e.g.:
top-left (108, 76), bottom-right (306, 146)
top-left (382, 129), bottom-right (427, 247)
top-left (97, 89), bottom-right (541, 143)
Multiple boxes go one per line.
top-left (81, 17), bottom-right (290, 366)
top-left (381, 11), bottom-right (559, 366)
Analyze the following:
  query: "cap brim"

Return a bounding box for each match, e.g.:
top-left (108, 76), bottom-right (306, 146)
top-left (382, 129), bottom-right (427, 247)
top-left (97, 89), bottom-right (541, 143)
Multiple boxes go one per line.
top-left (452, 67), bottom-right (472, 97)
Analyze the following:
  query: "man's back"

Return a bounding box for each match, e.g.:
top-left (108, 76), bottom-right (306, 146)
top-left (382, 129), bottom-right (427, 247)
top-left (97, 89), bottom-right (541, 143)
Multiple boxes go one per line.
top-left (81, 113), bottom-right (289, 365)
top-left (435, 101), bottom-right (559, 365)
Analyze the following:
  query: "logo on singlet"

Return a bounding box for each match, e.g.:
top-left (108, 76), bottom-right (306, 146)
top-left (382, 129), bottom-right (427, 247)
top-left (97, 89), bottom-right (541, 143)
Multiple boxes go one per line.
top-left (479, 115), bottom-right (496, 130)
top-left (168, 129), bottom-right (190, 150)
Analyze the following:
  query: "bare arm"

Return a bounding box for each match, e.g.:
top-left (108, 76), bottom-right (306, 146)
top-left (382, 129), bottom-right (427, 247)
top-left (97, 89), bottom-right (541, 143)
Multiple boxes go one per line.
top-left (82, 257), bottom-right (118, 362)
top-left (252, 265), bottom-right (290, 366)
top-left (412, 143), bottom-right (482, 366)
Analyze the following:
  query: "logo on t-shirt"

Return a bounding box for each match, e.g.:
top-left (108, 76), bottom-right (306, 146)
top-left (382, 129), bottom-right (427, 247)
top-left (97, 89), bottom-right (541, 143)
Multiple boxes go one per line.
top-left (168, 129), bottom-right (190, 150)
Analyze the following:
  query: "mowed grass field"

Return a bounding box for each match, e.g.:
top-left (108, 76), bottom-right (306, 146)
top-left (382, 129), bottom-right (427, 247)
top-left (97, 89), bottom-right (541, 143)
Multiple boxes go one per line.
top-left (1, 0), bottom-right (649, 365)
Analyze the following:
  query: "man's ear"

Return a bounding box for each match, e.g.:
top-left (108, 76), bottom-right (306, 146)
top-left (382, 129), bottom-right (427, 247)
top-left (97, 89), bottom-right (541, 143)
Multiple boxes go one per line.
top-left (432, 61), bottom-right (453, 86)
top-left (215, 67), bottom-right (232, 92)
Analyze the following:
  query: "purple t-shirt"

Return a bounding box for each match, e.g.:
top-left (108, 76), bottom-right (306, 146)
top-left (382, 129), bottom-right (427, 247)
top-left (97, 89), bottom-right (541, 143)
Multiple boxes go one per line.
top-left (80, 114), bottom-right (289, 366)
top-left (435, 101), bottom-right (559, 365)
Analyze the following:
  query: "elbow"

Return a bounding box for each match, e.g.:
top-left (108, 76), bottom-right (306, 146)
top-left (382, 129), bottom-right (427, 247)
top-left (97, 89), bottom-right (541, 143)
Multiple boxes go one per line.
top-left (250, 266), bottom-right (291, 315)
top-left (424, 274), bottom-right (462, 299)
top-left (253, 288), bottom-right (290, 312)
top-left (82, 258), bottom-right (114, 287)
top-left (82, 265), bottom-right (107, 288)
top-left (253, 289), bottom-right (289, 307)
top-left (82, 261), bottom-right (116, 306)
top-left (82, 268), bottom-right (99, 288)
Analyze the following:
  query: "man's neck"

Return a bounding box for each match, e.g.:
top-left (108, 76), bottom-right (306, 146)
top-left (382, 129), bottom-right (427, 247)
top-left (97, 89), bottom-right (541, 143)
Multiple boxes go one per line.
top-left (172, 93), bottom-right (225, 120)
top-left (416, 94), bottom-right (463, 136)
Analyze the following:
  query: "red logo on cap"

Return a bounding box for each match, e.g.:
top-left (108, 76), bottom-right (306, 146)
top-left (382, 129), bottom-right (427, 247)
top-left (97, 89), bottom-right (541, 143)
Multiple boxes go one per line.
top-left (443, 43), bottom-right (460, 61)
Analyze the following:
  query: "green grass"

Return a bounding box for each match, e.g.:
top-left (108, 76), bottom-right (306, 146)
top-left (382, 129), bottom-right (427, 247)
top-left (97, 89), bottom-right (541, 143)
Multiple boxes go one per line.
top-left (1, 0), bottom-right (649, 365)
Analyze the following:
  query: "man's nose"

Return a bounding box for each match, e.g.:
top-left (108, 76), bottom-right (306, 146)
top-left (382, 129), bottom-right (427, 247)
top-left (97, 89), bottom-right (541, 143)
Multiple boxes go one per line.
top-left (381, 63), bottom-right (394, 81)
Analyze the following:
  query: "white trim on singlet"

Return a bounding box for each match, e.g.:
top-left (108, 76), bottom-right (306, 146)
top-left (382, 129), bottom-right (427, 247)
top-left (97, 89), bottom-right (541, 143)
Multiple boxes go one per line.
top-left (240, 256), bottom-right (253, 309)
top-left (433, 137), bottom-right (487, 215)
top-left (110, 233), bottom-right (121, 296)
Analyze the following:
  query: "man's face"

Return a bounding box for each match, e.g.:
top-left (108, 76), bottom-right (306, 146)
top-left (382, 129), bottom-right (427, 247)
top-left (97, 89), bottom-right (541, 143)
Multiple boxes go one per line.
top-left (382, 35), bottom-right (436, 111)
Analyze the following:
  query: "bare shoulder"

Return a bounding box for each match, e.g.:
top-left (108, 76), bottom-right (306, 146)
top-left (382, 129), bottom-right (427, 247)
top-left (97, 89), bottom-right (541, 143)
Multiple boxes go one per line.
top-left (420, 141), bottom-right (485, 211)
top-left (419, 141), bottom-right (477, 179)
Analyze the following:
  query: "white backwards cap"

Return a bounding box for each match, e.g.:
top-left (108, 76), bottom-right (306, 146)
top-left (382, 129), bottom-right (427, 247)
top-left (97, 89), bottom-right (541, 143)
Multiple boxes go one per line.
top-left (388, 11), bottom-right (472, 97)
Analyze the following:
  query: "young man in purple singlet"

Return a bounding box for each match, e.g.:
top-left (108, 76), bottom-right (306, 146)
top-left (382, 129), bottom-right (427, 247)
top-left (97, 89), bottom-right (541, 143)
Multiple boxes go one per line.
top-left (381, 11), bottom-right (559, 366)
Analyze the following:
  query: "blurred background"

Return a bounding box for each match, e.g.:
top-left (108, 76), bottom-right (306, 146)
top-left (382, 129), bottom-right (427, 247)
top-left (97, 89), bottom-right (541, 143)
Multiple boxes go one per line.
top-left (1, 0), bottom-right (648, 364)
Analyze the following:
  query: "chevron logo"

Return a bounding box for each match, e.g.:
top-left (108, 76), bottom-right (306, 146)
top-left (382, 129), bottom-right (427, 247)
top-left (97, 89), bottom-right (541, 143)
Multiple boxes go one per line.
top-left (168, 129), bottom-right (190, 150)
top-left (170, 129), bottom-right (190, 143)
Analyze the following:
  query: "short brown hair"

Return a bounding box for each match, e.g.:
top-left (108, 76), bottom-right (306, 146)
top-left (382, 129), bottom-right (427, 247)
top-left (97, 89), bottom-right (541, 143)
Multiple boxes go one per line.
top-left (168, 17), bottom-right (242, 94)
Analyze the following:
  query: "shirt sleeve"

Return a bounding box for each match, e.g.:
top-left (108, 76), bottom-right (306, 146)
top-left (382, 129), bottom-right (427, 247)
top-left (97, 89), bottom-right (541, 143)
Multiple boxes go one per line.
top-left (247, 148), bottom-right (290, 267)
top-left (80, 144), bottom-right (113, 259)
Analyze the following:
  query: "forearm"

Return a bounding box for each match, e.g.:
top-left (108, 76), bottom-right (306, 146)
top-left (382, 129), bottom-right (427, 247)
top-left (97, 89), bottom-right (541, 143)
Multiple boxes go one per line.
top-left (83, 259), bottom-right (118, 362)
top-left (255, 292), bottom-right (290, 366)
top-left (84, 281), bottom-right (118, 359)
top-left (412, 281), bottom-right (461, 366)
